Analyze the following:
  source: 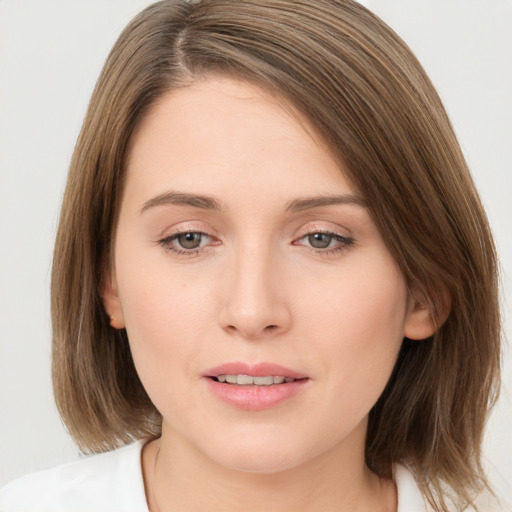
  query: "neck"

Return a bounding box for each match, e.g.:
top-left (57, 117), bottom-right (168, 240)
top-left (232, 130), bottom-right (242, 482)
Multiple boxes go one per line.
top-left (142, 421), bottom-right (396, 512)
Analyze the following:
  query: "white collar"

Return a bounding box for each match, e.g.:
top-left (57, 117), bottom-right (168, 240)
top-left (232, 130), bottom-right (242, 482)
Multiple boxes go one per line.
top-left (394, 464), bottom-right (430, 512)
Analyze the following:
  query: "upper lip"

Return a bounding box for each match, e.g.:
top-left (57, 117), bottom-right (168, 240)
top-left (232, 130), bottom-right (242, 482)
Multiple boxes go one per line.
top-left (204, 362), bottom-right (308, 380)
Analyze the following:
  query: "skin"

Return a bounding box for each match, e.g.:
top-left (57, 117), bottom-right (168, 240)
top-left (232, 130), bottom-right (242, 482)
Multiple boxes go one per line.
top-left (103, 76), bottom-right (435, 511)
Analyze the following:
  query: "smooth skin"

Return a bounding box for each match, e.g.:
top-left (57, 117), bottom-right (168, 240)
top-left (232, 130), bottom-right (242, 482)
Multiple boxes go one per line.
top-left (103, 76), bottom-right (435, 511)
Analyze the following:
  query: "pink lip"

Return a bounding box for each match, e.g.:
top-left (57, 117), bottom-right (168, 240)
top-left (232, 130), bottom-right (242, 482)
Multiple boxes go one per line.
top-left (203, 362), bottom-right (310, 411)
top-left (204, 362), bottom-right (308, 380)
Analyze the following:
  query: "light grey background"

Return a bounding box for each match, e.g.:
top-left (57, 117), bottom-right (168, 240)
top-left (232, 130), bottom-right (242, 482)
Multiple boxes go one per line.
top-left (1, 0), bottom-right (510, 503)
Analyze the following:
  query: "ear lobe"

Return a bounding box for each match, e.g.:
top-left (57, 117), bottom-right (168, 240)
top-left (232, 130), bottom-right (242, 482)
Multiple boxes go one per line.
top-left (404, 287), bottom-right (451, 340)
top-left (101, 268), bottom-right (126, 330)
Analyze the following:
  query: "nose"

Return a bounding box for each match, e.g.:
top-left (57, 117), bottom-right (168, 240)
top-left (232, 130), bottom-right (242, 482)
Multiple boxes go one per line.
top-left (218, 242), bottom-right (292, 340)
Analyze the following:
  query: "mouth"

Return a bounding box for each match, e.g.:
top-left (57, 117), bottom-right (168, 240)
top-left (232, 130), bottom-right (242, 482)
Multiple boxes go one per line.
top-left (204, 361), bottom-right (308, 383)
top-left (203, 362), bottom-right (309, 410)
top-left (210, 374), bottom-right (304, 386)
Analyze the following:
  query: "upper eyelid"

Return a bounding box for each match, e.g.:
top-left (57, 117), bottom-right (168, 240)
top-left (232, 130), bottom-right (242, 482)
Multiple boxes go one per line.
top-left (157, 222), bottom-right (217, 238)
top-left (165, 229), bottom-right (210, 238)
top-left (295, 224), bottom-right (352, 238)
top-left (299, 230), bottom-right (351, 239)
top-left (156, 217), bottom-right (355, 241)
top-left (294, 231), bottom-right (353, 245)
top-left (160, 230), bottom-right (214, 245)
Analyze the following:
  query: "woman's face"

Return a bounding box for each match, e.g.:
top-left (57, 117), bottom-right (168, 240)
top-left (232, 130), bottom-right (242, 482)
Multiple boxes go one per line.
top-left (105, 76), bottom-right (430, 473)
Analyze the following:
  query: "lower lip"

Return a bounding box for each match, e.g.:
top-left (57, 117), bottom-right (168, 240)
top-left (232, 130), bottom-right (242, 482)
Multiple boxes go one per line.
top-left (205, 378), bottom-right (309, 411)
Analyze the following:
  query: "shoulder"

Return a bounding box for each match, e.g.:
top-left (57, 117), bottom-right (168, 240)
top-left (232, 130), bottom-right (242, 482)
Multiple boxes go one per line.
top-left (0, 440), bottom-right (149, 512)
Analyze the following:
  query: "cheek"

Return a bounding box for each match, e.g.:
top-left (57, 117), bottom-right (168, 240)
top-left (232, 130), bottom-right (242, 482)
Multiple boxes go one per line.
top-left (299, 255), bottom-right (407, 341)
top-left (342, 274), bottom-right (407, 357)
top-left (299, 258), bottom-right (408, 412)
top-left (116, 274), bottom-right (214, 426)
top-left (113, 243), bottom-right (215, 391)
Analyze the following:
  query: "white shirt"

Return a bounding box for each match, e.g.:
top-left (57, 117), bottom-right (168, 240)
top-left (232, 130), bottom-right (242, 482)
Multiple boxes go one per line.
top-left (0, 440), bottom-right (487, 511)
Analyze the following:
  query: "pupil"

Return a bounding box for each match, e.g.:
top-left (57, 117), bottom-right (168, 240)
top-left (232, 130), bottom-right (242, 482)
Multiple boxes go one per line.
top-left (178, 232), bottom-right (202, 249)
top-left (309, 233), bottom-right (332, 249)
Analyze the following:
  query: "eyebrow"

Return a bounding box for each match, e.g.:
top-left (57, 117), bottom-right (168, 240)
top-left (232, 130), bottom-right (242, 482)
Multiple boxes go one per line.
top-left (140, 191), bottom-right (222, 214)
top-left (285, 194), bottom-right (366, 212)
top-left (139, 190), bottom-right (366, 215)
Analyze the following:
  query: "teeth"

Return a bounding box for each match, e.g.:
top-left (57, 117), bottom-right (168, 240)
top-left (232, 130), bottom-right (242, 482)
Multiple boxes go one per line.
top-left (253, 376), bottom-right (273, 385)
top-left (215, 374), bottom-right (296, 386)
top-left (237, 374), bottom-right (255, 385)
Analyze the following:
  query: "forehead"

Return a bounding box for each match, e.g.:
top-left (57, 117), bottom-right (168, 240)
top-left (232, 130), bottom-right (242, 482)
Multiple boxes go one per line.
top-left (123, 76), bottom-right (357, 208)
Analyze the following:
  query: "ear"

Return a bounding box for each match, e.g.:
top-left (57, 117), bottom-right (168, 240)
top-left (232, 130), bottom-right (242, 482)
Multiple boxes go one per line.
top-left (404, 287), bottom-right (451, 340)
top-left (101, 264), bottom-right (126, 330)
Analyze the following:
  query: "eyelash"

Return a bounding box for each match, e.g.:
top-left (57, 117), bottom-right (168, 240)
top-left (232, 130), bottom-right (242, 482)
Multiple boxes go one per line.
top-left (157, 230), bottom-right (355, 257)
top-left (157, 231), bottom-right (213, 257)
top-left (294, 231), bottom-right (355, 256)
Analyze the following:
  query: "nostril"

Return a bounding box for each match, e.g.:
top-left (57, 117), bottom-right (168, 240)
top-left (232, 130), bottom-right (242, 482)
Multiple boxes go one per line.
top-left (223, 323), bottom-right (283, 338)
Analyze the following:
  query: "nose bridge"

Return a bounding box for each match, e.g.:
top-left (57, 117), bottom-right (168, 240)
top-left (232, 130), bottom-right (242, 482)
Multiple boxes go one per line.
top-left (220, 236), bottom-right (290, 339)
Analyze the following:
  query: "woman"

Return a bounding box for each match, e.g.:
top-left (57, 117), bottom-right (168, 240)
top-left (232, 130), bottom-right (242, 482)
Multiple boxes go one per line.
top-left (0, 1), bottom-right (503, 511)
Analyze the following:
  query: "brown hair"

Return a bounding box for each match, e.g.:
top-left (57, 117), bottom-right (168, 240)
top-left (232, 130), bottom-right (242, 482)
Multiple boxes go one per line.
top-left (51, 1), bottom-right (500, 510)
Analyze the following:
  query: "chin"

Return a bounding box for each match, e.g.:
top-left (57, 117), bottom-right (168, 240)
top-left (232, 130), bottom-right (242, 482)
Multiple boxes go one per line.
top-left (217, 449), bottom-right (302, 474)
top-left (199, 428), bottom-right (315, 474)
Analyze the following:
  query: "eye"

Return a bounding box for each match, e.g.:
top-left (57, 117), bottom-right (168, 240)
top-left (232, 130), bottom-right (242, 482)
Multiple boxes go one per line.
top-left (294, 230), bottom-right (355, 254)
top-left (175, 232), bottom-right (205, 249)
top-left (307, 232), bottom-right (335, 249)
top-left (158, 231), bottom-right (214, 254)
